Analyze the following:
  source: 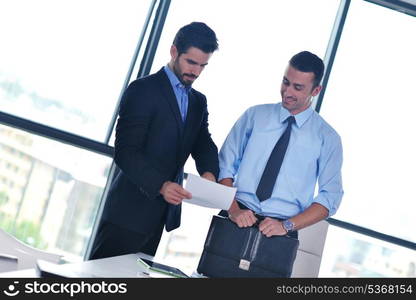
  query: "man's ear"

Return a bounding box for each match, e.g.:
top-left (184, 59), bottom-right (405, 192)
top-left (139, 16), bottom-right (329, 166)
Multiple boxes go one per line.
top-left (170, 45), bottom-right (178, 60)
top-left (311, 85), bottom-right (322, 97)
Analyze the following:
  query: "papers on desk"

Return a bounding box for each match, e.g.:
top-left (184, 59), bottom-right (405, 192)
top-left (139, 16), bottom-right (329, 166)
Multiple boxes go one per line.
top-left (183, 173), bottom-right (236, 210)
top-left (137, 257), bottom-right (188, 278)
top-left (36, 259), bottom-right (96, 278)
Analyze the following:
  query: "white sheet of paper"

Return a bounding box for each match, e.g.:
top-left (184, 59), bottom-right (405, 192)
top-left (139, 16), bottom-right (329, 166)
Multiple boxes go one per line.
top-left (183, 173), bottom-right (236, 210)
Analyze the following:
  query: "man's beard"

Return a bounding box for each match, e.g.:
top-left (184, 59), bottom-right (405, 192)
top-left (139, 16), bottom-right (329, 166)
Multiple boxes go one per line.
top-left (173, 60), bottom-right (197, 86)
top-left (181, 73), bottom-right (197, 86)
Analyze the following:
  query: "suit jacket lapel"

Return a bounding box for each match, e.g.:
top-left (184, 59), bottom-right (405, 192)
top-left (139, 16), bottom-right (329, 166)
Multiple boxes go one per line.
top-left (156, 68), bottom-right (184, 135)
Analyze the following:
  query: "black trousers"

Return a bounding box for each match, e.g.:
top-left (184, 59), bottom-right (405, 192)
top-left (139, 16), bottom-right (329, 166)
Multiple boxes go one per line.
top-left (218, 201), bottom-right (298, 239)
top-left (89, 221), bottom-right (165, 260)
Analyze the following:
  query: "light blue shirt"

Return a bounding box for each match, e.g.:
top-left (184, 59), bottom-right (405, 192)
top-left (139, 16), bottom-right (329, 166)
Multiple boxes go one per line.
top-left (164, 65), bottom-right (190, 122)
top-left (219, 103), bottom-right (343, 218)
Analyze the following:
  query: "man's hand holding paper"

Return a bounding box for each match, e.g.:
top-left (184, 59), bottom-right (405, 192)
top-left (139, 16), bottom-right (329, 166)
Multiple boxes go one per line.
top-left (160, 181), bottom-right (192, 205)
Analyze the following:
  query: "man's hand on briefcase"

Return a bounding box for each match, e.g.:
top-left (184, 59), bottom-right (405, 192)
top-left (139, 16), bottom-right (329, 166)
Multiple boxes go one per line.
top-left (227, 199), bottom-right (287, 237)
top-left (228, 205), bottom-right (258, 228)
top-left (258, 217), bottom-right (287, 237)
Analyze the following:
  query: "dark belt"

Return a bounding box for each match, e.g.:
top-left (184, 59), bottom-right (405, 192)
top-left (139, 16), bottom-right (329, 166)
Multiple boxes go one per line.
top-left (218, 201), bottom-right (298, 239)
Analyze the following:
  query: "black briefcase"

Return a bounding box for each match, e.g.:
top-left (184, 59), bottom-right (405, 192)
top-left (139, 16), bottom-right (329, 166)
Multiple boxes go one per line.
top-left (197, 215), bottom-right (299, 278)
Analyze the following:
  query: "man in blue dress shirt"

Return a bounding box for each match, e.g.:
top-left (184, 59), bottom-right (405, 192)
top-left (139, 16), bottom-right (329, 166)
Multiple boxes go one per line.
top-left (219, 51), bottom-right (343, 239)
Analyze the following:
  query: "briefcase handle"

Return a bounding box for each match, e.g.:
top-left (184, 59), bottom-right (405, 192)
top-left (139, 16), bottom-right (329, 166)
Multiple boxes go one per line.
top-left (253, 213), bottom-right (280, 225)
top-left (251, 214), bottom-right (297, 239)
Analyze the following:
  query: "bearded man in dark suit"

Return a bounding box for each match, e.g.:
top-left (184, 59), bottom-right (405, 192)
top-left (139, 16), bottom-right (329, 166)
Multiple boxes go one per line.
top-left (90, 22), bottom-right (219, 259)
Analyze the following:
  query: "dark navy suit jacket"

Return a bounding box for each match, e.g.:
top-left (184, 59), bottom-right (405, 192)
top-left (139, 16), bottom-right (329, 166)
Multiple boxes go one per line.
top-left (102, 68), bottom-right (219, 234)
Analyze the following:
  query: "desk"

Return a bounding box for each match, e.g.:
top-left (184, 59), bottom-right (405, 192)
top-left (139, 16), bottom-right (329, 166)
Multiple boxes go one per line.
top-left (0, 253), bottom-right (180, 278)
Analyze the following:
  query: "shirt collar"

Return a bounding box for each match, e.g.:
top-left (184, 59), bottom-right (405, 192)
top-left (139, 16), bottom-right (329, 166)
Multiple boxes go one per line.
top-left (163, 65), bottom-right (191, 92)
top-left (279, 103), bottom-right (314, 127)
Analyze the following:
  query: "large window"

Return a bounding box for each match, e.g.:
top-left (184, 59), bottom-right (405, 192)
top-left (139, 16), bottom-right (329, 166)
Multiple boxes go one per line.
top-left (319, 1), bottom-right (416, 242)
top-left (151, 0), bottom-right (341, 274)
top-left (0, 0), bottom-right (150, 142)
top-left (0, 0), bottom-right (154, 261)
top-left (317, 0), bottom-right (416, 276)
top-left (0, 124), bottom-right (112, 259)
top-left (151, 0), bottom-right (340, 148)
top-left (320, 226), bottom-right (415, 277)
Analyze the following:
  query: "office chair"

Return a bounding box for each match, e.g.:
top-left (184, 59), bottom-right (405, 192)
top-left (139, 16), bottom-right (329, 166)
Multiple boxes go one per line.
top-left (0, 228), bottom-right (62, 273)
top-left (291, 220), bottom-right (329, 277)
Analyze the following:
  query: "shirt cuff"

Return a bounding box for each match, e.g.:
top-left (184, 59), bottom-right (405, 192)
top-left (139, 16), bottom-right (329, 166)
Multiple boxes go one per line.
top-left (218, 170), bottom-right (234, 182)
top-left (313, 194), bottom-right (340, 217)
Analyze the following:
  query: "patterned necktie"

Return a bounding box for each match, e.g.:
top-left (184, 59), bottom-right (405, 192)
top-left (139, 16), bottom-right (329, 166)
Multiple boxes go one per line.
top-left (178, 85), bottom-right (188, 122)
top-left (256, 116), bottom-right (295, 202)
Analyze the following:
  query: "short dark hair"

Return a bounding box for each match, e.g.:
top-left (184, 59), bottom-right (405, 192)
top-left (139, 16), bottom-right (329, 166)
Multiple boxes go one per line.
top-left (173, 22), bottom-right (219, 55)
top-left (289, 51), bottom-right (324, 88)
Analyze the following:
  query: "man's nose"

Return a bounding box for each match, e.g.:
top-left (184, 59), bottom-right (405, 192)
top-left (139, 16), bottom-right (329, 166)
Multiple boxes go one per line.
top-left (282, 85), bottom-right (294, 95)
top-left (191, 65), bottom-right (203, 76)
top-left (281, 86), bottom-right (289, 96)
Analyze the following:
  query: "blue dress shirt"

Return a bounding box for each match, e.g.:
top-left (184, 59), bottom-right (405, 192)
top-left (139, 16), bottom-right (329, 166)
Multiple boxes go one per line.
top-left (164, 65), bottom-right (190, 122)
top-left (219, 103), bottom-right (343, 219)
